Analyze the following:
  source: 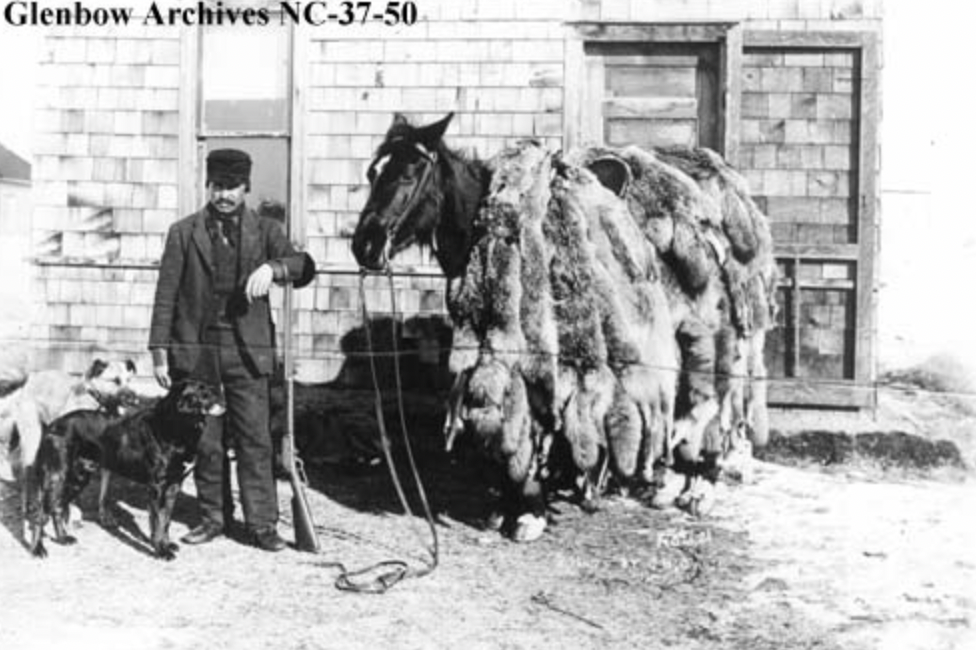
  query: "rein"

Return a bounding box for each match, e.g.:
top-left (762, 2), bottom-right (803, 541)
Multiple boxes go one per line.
top-left (317, 266), bottom-right (439, 594)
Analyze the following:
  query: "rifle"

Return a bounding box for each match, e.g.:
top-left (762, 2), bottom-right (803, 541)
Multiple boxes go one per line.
top-left (282, 283), bottom-right (320, 553)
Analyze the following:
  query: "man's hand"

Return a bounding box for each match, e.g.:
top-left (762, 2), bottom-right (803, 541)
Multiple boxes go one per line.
top-left (245, 263), bottom-right (275, 302)
top-left (154, 362), bottom-right (171, 389)
top-left (151, 348), bottom-right (171, 389)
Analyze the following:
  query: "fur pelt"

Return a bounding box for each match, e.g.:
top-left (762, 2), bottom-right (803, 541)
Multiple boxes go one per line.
top-left (575, 144), bottom-right (777, 447)
top-left (549, 162), bottom-right (678, 482)
top-left (450, 141), bottom-right (683, 490)
top-left (447, 141), bottom-right (555, 485)
top-left (446, 139), bottom-right (776, 525)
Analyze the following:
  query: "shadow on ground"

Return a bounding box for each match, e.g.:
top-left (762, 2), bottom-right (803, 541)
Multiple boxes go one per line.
top-left (757, 429), bottom-right (967, 471)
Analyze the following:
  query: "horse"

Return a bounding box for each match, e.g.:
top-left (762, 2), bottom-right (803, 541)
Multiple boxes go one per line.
top-left (352, 112), bottom-right (488, 280)
top-left (351, 112), bottom-right (772, 535)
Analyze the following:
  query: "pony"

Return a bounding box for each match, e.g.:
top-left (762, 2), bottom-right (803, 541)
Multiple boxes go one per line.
top-left (351, 113), bottom-right (772, 536)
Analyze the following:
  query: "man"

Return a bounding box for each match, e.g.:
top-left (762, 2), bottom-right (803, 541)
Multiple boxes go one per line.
top-left (150, 149), bottom-right (314, 552)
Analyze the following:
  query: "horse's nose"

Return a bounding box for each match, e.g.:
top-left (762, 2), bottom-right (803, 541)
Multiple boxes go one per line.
top-left (352, 216), bottom-right (387, 270)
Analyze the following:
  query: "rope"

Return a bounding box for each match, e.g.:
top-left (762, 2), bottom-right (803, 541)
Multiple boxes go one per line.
top-left (317, 267), bottom-right (438, 594)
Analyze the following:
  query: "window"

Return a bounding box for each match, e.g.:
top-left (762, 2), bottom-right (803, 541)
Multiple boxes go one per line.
top-left (197, 22), bottom-right (292, 217)
top-left (584, 42), bottom-right (721, 150)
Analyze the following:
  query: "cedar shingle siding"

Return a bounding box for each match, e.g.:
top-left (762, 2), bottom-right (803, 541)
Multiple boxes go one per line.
top-left (30, 0), bottom-right (881, 407)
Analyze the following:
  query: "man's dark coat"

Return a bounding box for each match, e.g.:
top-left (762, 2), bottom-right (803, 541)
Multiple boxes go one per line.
top-left (149, 207), bottom-right (314, 377)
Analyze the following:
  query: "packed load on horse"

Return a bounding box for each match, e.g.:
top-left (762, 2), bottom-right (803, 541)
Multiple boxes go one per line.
top-left (352, 113), bottom-right (776, 541)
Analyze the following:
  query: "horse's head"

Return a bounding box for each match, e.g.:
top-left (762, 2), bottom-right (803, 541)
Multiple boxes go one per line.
top-left (352, 112), bottom-right (455, 271)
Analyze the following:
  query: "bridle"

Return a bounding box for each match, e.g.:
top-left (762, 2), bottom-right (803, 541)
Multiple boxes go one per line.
top-left (366, 139), bottom-right (439, 264)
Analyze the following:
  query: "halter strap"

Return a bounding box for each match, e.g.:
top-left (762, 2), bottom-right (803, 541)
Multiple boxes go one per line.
top-left (369, 140), bottom-right (439, 247)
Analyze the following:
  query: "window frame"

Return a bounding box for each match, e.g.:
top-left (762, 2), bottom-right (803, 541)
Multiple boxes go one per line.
top-left (177, 21), bottom-right (308, 244)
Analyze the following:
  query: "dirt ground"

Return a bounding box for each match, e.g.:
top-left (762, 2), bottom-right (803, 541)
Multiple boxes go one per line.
top-left (1, 382), bottom-right (973, 650)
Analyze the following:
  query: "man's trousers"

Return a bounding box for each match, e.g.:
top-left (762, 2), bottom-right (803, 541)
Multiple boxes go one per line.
top-left (193, 327), bottom-right (277, 531)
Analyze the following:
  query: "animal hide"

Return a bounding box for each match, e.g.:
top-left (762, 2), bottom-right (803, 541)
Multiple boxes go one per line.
top-left (448, 140), bottom-right (775, 496)
top-left (545, 165), bottom-right (613, 473)
top-left (549, 163), bottom-right (678, 480)
top-left (655, 146), bottom-right (777, 336)
top-left (573, 146), bottom-right (721, 298)
top-left (448, 141), bottom-right (555, 484)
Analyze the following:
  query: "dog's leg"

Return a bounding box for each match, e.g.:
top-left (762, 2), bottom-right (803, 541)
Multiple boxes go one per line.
top-left (50, 502), bottom-right (76, 546)
top-left (48, 468), bottom-right (76, 546)
top-left (26, 466), bottom-right (48, 558)
top-left (61, 458), bottom-right (97, 529)
top-left (97, 468), bottom-right (116, 528)
top-left (148, 485), bottom-right (176, 561)
top-left (157, 482), bottom-right (181, 557)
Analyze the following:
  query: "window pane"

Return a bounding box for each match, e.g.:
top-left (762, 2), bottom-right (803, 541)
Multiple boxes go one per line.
top-left (206, 138), bottom-right (289, 214)
top-left (202, 25), bottom-right (290, 132)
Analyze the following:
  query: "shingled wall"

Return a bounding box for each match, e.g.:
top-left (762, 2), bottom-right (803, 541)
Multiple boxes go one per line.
top-left (30, 26), bottom-right (181, 372)
top-left (28, 0), bottom-right (881, 385)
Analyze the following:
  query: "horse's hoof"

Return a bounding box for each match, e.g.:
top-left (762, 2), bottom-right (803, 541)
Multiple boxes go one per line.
top-left (511, 513), bottom-right (546, 543)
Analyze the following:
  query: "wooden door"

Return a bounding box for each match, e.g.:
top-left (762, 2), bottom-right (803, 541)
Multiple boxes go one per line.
top-left (581, 43), bottom-right (721, 151)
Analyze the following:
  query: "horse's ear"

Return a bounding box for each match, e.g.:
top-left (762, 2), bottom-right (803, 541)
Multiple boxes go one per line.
top-left (387, 112), bottom-right (411, 135)
top-left (586, 156), bottom-right (632, 198)
top-left (417, 112), bottom-right (454, 149)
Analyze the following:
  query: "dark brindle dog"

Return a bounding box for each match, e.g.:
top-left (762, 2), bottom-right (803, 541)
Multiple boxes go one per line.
top-left (28, 380), bottom-right (225, 560)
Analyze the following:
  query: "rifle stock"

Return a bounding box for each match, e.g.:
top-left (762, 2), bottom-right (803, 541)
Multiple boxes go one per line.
top-left (284, 428), bottom-right (320, 553)
top-left (281, 282), bottom-right (320, 553)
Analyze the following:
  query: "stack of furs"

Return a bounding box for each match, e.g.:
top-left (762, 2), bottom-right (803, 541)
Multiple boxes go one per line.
top-left (570, 145), bottom-right (777, 448)
top-left (445, 140), bottom-right (775, 538)
top-left (445, 143), bottom-right (555, 491)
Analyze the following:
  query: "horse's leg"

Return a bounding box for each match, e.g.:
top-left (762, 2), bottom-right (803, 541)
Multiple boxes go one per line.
top-left (97, 468), bottom-right (116, 528)
top-left (506, 393), bottom-right (547, 543)
top-left (580, 447), bottom-right (609, 512)
top-left (443, 369), bottom-right (470, 452)
top-left (604, 381), bottom-right (642, 486)
top-left (26, 463), bottom-right (49, 557)
top-left (14, 400), bottom-right (43, 538)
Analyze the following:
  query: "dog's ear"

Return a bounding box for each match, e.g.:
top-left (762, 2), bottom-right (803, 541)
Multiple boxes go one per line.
top-left (85, 359), bottom-right (108, 381)
top-left (125, 359), bottom-right (137, 375)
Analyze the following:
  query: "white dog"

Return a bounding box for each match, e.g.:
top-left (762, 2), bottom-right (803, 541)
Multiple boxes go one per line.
top-left (0, 359), bottom-right (137, 482)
